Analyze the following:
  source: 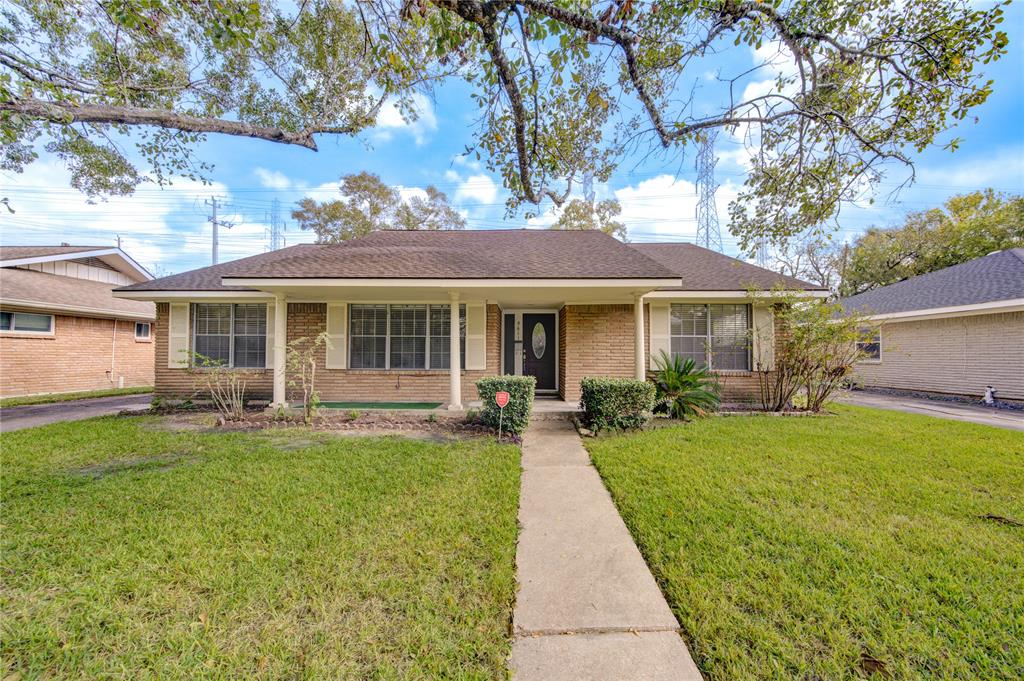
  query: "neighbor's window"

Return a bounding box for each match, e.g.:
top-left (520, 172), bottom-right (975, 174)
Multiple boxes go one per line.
top-left (135, 322), bottom-right (151, 339)
top-left (669, 303), bottom-right (750, 371)
top-left (858, 327), bottom-right (881, 361)
top-left (349, 304), bottom-right (466, 370)
top-left (192, 303), bottom-right (266, 368)
top-left (0, 311), bottom-right (54, 334)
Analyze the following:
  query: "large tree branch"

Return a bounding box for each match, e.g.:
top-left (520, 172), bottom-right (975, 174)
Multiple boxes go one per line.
top-left (0, 97), bottom-right (366, 150)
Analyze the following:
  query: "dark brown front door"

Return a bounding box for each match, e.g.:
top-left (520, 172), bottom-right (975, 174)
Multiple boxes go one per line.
top-left (522, 313), bottom-right (556, 391)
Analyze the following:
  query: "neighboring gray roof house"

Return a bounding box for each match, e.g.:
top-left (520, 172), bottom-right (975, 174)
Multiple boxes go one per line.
top-left (840, 248), bottom-right (1024, 319)
top-left (839, 249), bottom-right (1024, 403)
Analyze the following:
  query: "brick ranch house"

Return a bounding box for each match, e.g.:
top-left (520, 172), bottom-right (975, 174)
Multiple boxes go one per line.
top-left (0, 245), bottom-right (156, 398)
top-left (113, 230), bottom-right (826, 408)
top-left (841, 248), bottom-right (1024, 403)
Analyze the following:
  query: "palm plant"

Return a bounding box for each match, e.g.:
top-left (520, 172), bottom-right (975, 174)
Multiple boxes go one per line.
top-left (651, 351), bottom-right (721, 420)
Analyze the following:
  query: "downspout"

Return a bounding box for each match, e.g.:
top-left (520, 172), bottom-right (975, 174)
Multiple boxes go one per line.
top-left (110, 319), bottom-right (117, 385)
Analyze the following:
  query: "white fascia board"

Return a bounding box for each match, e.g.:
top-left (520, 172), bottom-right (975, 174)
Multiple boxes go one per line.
top-left (860, 298), bottom-right (1024, 322)
top-left (112, 290), bottom-right (273, 301)
top-left (0, 248), bottom-right (154, 281)
top-left (644, 289), bottom-right (830, 299)
top-left (0, 298), bottom-right (156, 321)
top-left (220, 277), bottom-right (683, 289)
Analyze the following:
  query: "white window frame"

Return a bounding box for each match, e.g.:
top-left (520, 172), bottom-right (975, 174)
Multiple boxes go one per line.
top-left (348, 303), bottom-right (466, 371)
top-left (134, 321), bottom-right (151, 340)
top-left (857, 326), bottom-right (882, 363)
top-left (669, 303), bottom-right (752, 371)
top-left (0, 311), bottom-right (55, 335)
top-left (191, 303), bottom-right (267, 368)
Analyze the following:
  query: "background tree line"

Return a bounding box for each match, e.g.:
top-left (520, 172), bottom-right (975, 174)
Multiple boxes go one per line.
top-left (775, 189), bottom-right (1024, 297)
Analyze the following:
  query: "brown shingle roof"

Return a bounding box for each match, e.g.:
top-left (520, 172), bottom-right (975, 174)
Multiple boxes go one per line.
top-left (120, 230), bottom-right (681, 291)
top-left (631, 243), bottom-right (825, 291)
top-left (0, 245), bottom-right (109, 261)
top-left (1, 267), bottom-right (155, 319)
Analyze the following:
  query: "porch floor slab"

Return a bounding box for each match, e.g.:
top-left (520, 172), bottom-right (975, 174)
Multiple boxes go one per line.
top-left (510, 420), bottom-right (702, 680)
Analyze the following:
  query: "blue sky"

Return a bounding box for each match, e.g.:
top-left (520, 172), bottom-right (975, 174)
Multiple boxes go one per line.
top-left (1, 4), bottom-right (1022, 276)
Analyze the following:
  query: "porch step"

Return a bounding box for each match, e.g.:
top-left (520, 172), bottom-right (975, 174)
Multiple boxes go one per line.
top-left (530, 408), bottom-right (579, 421)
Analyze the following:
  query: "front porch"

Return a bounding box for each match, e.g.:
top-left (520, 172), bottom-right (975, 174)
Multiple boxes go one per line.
top-left (254, 281), bottom-right (653, 410)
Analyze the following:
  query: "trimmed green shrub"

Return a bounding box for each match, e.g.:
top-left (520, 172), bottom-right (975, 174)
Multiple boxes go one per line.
top-left (579, 377), bottom-right (656, 432)
top-left (476, 375), bottom-right (536, 436)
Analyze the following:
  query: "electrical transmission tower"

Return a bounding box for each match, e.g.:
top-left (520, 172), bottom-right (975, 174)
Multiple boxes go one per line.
top-left (267, 198), bottom-right (286, 251)
top-left (694, 130), bottom-right (724, 252)
top-left (755, 238), bottom-right (771, 268)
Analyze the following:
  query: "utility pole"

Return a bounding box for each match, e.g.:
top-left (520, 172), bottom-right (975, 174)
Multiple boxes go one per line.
top-left (695, 130), bottom-right (724, 252)
top-left (205, 197), bottom-right (233, 265)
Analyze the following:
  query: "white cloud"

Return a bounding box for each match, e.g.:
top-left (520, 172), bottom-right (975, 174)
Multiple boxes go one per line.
top-left (0, 161), bottom-right (313, 273)
top-left (454, 174), bottom-right (499, 204)
top-left (373, 93), bottom-right (438, 146)
top-left (916, 145), bottom-right (1024, 189)
top-left (614, 174), bottom-right (739, 245)
top-left (253, 167), bottom-right (297, 190)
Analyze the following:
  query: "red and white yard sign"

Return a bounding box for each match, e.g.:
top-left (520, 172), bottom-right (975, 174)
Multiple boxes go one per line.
top-left (494, 391), bottom-right (511, 440)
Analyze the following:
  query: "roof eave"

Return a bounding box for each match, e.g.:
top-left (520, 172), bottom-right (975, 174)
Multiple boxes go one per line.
top-left (1, 247), bottom-right (154, 281)
top-left (218, 277), bottom-right (683, 288)
top-left (849, 297), bottom-right (1024, 322)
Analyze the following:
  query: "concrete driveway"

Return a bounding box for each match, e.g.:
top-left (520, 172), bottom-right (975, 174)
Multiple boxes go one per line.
top-left (0, 394), bottom-right (152, 433)
top-left (840, 392), bottom-right (1024, 431)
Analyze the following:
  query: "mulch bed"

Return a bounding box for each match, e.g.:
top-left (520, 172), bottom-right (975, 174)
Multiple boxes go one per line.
top-left (131, 406), bottom-right (500, 439)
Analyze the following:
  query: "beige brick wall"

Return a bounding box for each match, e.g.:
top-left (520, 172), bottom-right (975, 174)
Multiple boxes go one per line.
top-left (153, 302), bottom-right (501, 403)
top-left (556, 303), bottom-right (775, 404)
top-left (853, 311), bottom-right (1024, 400)
top-left (1, 308), bottom-right (154, 398)
top-left (152, 300), bottom-right (779, 405)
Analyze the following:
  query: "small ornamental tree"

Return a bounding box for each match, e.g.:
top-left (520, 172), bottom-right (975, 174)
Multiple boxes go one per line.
top-left (188, 352), bottom-right (247, 421)
top-left (286, 332), bottom-right (331, 424)
top-left (750, 290), bottom-right (867, 412)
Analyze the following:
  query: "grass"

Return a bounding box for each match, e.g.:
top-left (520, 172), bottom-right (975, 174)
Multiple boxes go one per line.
top-left (1, 416), bottom-right (520, 679)
top-left (0, 385), bottom-right (153, 407)
top-left (586, 405), bottom-right (1024, 680)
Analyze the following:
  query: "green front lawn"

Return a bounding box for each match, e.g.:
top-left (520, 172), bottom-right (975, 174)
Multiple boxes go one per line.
top-left (587, 405), bottom-right (1024, 680)
top-left (0, 385), bottom-right (153, 407)
top-left (1, 417), bottom-right (519, 679)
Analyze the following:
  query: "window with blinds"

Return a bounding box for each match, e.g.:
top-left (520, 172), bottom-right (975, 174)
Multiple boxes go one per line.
top-left (669, 303), bottom-right (751, 370)
top-left (192, 303), bottom-right (266, 368)
top-left (349, 304), bottom-right (466, 370)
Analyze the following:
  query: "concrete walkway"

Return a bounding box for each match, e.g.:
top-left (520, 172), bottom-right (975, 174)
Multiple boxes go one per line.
top-left (840, 392), bottom-right (1024, 431)
top-left (511, 420), bottom-right (703, 680)
top-left (0, 394), bottom-right (151, 433)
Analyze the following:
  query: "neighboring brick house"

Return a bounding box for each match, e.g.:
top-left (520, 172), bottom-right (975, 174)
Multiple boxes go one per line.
top-left (840, 249), bottom-right (1024, 403)
top-left (114, 230), bottom-right (826, 407)
top-left (0, 245), bottom-right (156, 398)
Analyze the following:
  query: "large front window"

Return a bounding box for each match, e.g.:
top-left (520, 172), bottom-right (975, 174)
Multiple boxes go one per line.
top-left (349, 304), bottom-right (465, 370)
top-left (670, 303), bottom-right (750, 371)
top-left (192, 303), bottom-right (266, 368)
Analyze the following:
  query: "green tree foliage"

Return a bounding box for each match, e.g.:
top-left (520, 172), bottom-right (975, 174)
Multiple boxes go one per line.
top-left (1, 0), bottom-right (1011, 250)
top-left (840, 190), bottom-right (1024, 295)
top-left (552, 198), bottom-right (626, 240)
top-left (291, 171), bottom-right (465, 242)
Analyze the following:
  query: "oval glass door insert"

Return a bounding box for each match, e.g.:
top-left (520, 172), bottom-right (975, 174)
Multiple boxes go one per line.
top-left (531, 322), bottom-right (547, 359)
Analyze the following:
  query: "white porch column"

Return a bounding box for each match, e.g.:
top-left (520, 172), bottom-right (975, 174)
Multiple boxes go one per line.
top-left (448, 292), bottom-right (463, 410)
top-left (634, 294), bottom-right (646, 381)
top-left (272, 294), bottom-right (287, 407)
